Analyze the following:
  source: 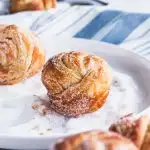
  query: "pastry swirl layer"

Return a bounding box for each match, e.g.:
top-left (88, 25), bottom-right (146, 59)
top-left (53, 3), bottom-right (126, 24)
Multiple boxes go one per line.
top-left (0, 25), bottom-right (45, 85)
top-left (42, 51), bottom-right (112, 117)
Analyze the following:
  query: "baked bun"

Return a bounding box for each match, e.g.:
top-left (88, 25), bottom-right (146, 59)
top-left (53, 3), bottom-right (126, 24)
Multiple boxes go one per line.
top-left (42, 51), bottom-right (112, 117)
top-left (0, 24), bottom-right (45, 85)
top-left (10, 0), bottom-right (56, 13)
top-left (109, 115), bottom-right (149, 149)
top-left (54, 131), bottom-right (138, 150)
top-left (141, 123), bottom-right (150, 150)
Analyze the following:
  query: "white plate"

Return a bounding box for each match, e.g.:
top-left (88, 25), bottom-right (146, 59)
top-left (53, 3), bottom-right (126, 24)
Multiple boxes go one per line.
top-left (1, 37), bottom-right (150, 150)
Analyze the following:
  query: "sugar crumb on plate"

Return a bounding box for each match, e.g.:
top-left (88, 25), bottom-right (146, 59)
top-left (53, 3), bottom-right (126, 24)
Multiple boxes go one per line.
top-left (32, 104), bottom-right (40, 109)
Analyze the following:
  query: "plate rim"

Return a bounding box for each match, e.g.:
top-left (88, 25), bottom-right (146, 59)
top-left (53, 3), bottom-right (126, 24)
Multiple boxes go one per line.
top-left (1, 37), bottom-right (150, 149)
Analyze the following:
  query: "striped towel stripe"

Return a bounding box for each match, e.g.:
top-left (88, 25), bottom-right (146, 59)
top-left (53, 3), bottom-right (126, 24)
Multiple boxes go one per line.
top-left (74, 10), bottom-right (122, 39)
top-left (74, 10), bottom-right (150, 44)
top-left (101, 13), bottom-right (149, 44)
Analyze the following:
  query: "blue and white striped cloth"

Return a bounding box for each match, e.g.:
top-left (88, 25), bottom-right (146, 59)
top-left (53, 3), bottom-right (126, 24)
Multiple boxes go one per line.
top-left (0, 3), bottom-right (150, 58)
top-left (35, 4), bottom-right (150, 59)
top-left (0, 2), bottom-right (150, 150)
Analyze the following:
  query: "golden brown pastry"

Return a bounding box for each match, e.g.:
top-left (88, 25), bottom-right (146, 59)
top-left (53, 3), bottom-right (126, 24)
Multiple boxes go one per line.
top-left (0, 24), bottom-right (45, 85)
top-left (10, 0), bottom-right (57, 13)
top-left (43, 0), bottom-right (57, 9)
top-left (141, 123), bottom-right (150, 150)
top-left (41, 51), bottom-right (112, 117)
top-left (54, 131), bottom-right (138, 150)
top-left (109, 115), bottom-right (149, 149)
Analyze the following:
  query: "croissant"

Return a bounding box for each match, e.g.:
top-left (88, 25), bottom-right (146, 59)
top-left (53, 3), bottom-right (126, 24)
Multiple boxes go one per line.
top-left (10, 0), bottom-right (57, 13)
top-left (0, 24), bottom-right (45, 85)
top-left (54, 131), bottom-right (138, 150)
top-left (42, 51), bottom-right (112, 117)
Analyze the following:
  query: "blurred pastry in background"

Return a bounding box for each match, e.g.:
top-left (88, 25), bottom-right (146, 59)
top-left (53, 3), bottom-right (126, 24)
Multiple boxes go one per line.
top-left (42, 51), bottom-right (112, 117)
top-left (54, 130), bottom-right (138, 150)
top-left (54, 115), bottom-right (150, 150)
top-left (10, 0), bottom-right (57, 13)
top-left (109, 115), bottom-right (150, 150)
top-left (141, 122), bottom-right (150, 150)
top-left (0, 24), bottom-right (45, 85)
top-left (109, 115), bottom-right (149, 149)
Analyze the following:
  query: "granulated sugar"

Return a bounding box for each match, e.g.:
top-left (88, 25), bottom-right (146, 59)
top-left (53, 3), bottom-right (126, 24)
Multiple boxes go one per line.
top-left (0, 71), bottom-right (144, 136)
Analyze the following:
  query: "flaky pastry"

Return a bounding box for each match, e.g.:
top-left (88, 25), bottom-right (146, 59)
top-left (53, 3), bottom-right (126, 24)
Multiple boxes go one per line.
top-left (141, 123), bottom-right (150, 150)
top-left (42, 51), bottom-right (112, 117)
top-left (10, 0), bottom-right (57, 13)
top-left (109, 115), bottom-right (149, 149)
top-left (0, 24), bottom-right (45, 85)
top-left (54, 131), bottom-right (138, 150)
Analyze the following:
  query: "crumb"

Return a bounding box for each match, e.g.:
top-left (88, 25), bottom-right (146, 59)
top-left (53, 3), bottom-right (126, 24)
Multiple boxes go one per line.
top-left (32, 102), bottom-right (50, 116)
top-left (32, 95), bottom-right (50, 116)
top-left (32, 103), bottom-right (40, 109)
top-left (39, 105), bottom-right (49, 116)
top-left (40, 108), bottom-right (47, 116)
